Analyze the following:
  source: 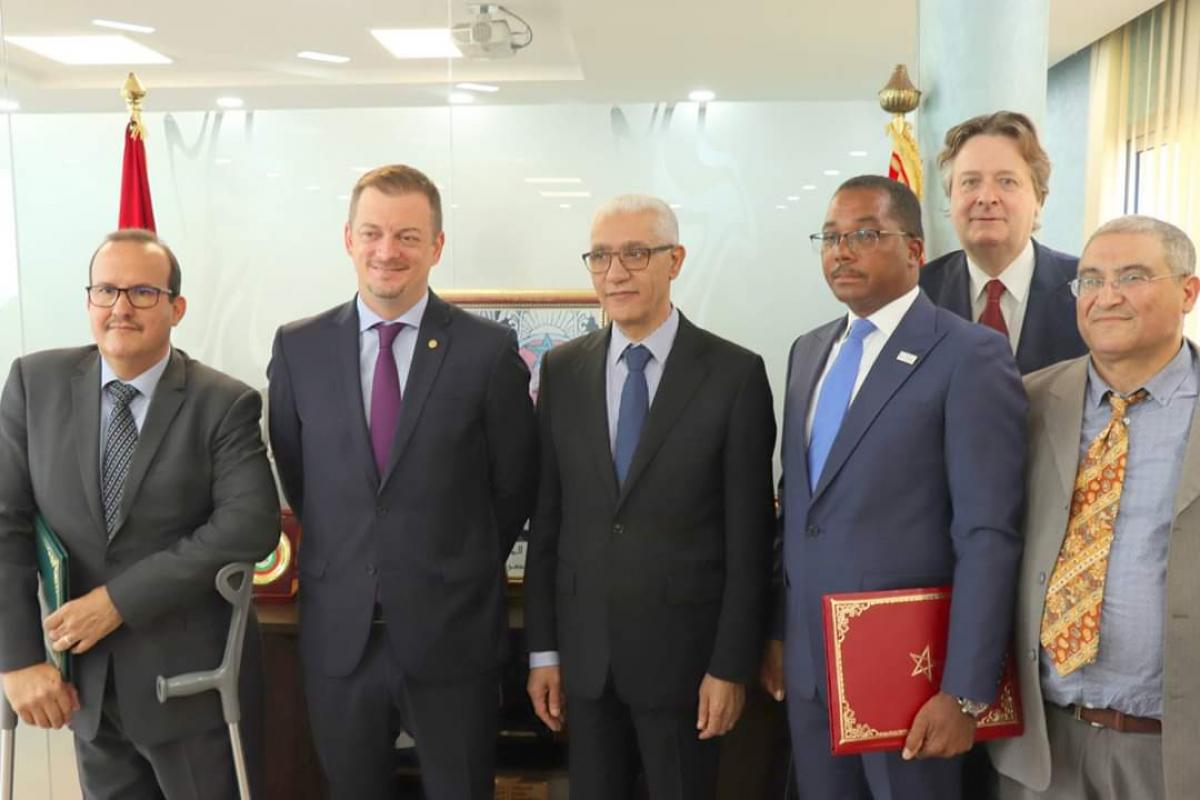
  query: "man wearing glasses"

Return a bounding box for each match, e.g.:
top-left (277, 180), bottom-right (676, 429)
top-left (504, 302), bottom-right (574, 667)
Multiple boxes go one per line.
top-left (763, 175), bottom-right (1026, 798)
top-left (991, 216), bottom-right (1200, 800)
top-left (524, 194), bottom-right (776, 799)
top-left (0, 228), bottom-right (279, 798)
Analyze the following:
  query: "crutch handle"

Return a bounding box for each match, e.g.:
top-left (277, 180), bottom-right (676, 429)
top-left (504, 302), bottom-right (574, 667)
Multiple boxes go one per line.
top-left (156, 562), bottom-right (253, 725)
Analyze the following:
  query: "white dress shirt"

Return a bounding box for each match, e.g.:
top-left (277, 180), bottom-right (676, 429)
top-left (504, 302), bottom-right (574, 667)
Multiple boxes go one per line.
top-left (805, 285), bottom-right (921, 442)
top-left (965, 239), bottom-right (1035, 355)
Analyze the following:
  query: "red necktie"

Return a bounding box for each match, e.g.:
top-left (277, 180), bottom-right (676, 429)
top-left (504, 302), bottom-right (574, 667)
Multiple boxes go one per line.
top-left (978, 279), bottom-right (1009, 337)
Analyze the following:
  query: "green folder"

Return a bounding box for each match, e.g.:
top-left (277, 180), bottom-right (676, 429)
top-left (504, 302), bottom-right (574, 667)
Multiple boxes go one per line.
top-left (34, 514), bottom-right (71, 682)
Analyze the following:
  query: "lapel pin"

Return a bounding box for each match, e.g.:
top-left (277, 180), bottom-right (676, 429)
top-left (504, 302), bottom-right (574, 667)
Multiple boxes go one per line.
top-left (896, 351), bottom-right (918, 365)
top-left (427, 339), bottom-right (439, 349)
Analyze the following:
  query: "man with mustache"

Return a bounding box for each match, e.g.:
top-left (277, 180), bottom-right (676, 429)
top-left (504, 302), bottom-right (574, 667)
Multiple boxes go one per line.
top-left (268, 164), bottom-right (538, 799)
top-left (0, 228), bottom-right (279, 798)
top-left (764, 175), bottom-right (1026, 798)
top-left (920, 111), bottom-right (1087, 374)
top-left (990, 216), bottom-right (1200, 800)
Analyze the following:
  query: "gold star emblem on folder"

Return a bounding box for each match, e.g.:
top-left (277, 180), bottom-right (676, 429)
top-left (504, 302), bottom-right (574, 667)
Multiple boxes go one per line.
top-left (910, 645), bottom-right (935, 683)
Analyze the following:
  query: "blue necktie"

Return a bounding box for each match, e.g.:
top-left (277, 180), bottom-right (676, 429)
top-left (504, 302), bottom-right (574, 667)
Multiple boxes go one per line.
top-left (614, 344), bottom-right (652, 485)
top-left (808, 318), bottom-right (876, 491)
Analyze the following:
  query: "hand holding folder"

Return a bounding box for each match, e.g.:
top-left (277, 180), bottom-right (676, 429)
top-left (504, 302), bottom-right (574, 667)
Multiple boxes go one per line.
top-left (34, 515), bottom-right (71, 682)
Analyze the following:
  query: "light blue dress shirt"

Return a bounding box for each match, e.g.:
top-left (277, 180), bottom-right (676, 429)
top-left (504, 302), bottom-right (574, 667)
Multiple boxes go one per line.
top-left (1041, 343), bottom-right (1198, 718)
top-left (357, 292), bottom-right (427, 420)
top-left (99, 349), bottom-right (172, 466)
top-left (530, 307), bottom-right (681, 669)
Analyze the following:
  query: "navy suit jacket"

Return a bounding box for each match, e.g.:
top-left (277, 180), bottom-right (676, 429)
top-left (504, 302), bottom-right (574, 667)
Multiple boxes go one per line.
top-left (268, 291), bottom-right (538, 682)
top-left (779, 292), bottom-right (1027, 705)
top-left (919, 239), bottom-right (1086, 374)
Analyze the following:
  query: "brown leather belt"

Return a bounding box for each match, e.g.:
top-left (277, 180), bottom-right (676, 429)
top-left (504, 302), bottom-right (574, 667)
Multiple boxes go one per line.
top-left (1069, 704), bottom-right (1161, 734)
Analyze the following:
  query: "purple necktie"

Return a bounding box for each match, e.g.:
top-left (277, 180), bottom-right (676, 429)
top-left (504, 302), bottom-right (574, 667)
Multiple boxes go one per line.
top-left (370, 322), bottom-right (405, 476)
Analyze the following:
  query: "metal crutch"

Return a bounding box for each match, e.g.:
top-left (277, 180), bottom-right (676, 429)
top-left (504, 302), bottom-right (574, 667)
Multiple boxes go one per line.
top-left (156, 562), bottom-right (254, 800)
top-left (1, 693), bottom-right (15, 800)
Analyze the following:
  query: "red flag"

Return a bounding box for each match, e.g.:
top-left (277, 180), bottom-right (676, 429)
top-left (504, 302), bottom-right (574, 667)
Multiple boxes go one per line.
top-left (119, 115), bottom-right (156, 231)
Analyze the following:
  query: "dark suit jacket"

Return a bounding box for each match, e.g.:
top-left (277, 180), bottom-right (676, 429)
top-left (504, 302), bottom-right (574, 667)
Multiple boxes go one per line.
top-left (919, 239), bottom-right (1086, 374)
top-left (991, 348), bottom-right (1200, 798)
top-left (524, 314), bottom-right (777, 709)
top-left (0, 348), bottom-right (279, 746)
top-left (267, 290), bottom-right (538, 682)
top-left (779, 293), bottom-right (1027, 705)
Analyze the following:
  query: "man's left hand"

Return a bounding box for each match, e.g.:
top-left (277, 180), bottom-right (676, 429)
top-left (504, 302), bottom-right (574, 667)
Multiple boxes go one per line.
top-left (901, 691), bottom-right (977, 760)
top-left (696, 674), bottom-right (745, 740)
top-left (45, 586), bottom-right (123, 655)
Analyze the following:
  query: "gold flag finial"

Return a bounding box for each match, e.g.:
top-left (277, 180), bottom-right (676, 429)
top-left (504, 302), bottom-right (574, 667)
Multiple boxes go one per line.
top-left (121, 72), bottom-right (148, 140)
top-left (878, 64), bottom-right (921, 115)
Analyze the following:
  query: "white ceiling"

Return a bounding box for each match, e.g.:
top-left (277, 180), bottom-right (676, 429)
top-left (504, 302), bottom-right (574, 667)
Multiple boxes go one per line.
top-left (0, 0), bottom-right (1160, 112)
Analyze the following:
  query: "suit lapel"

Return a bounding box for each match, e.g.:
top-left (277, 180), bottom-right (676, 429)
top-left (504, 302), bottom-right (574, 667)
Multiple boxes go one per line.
top-left (785, 319), bottom-right (843, 499)
top-left (616, 315), bottom-right (708, 509)
top-left (1015, 242), bottom-right (1066, 372)
top-left (334, 300), bottom-right (379, 488)
top-left (381, 291), bottom-right (450, 489)
top-left (112, 350), bottom-right (187, 537)
top-left (1172, 343), bottom-right (1200, 515)
top-left (71, 351), bottom-right (106, 534)
top-left (942, 252), bottom-right (973, 320)
top-left (812, 294), bottom-right (942, 502)
top-left (578, 327), bottom-right (620, 504)
top-left (1043, 357), bottom-right (1089, 502)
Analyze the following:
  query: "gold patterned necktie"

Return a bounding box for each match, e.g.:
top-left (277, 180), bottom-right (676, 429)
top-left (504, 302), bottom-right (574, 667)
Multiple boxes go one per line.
top-left (1040, 388), bottom-right (1149, 676)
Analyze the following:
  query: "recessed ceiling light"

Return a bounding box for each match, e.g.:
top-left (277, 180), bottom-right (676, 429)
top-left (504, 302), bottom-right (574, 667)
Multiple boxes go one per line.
top-left (5, 35), bottom-right (171, 65)
top-left (823, 169), bottom-right (840, 176)
top-left (448, 91), bottom-right (475, 104)
top-left (92, 19), bottom-right (155, 34)
top-left (0, 99), bottom-right (19, 112)
top-left (216, 97), bottom-right (244, 109)
top-left (370, 28), bottom-right (461, 59)
top-left (802, 184), bottom-right (817, 190)
top-left (849, 150), bottom-right (868, 157)
top-left (297, 50), bottom-right (350, 64)
top-left (524, 177), bottom-right (583, 184)
top-left (559, 203), bottom-right (572, 209)
top-left (540, 191), bottom-right (591, 198)
top-left (266, 172), bottom-right (281, 178)
top-left (338, 194), bottom-right (351, 200)
top-left (688, 89), bottom-right (716, 103)
top-left (669, 203), bottom-right (682, 209)
top-left (786, 195), bottom-right (800, 201)
top-left (455, 82), bottom-right (500, 93)
top-left (776, 204), bottom-right (788, 210)
top-left (351, 166), bottom-right (371, 173)
top-left (214, 157), bottom-right (232, 165)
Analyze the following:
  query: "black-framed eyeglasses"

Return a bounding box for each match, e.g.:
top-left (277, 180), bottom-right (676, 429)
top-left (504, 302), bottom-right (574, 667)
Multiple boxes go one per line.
top-left (1068, 272), bottom-right (1183, 298)
top-left (581, 244), bottom-right (676, 273)
top-left (86, 284), bottom-right (175, 309)
top-left (809, 229), bottom-right (914, 254)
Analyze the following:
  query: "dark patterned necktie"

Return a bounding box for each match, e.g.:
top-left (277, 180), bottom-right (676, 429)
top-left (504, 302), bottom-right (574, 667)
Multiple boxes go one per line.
top-left (102, 381), bottom-right (140, 538)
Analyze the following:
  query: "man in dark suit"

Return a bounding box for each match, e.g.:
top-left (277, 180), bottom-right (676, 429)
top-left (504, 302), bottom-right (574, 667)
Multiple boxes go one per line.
top-left (763, 176), bottom-right (1026, 798)
top-left (268, 164), bottom-right (538, 799)
top-left (524, 194), bottom-right (777, 799)
top-left (920, 110), bottom-right (1087, 374)
top-left (0, 229), bottom-right (279, 798)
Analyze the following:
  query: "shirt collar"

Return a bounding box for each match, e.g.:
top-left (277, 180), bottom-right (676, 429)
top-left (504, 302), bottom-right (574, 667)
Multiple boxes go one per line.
top-left (1086, 340), bottom-right (1197, 409)
top-left (100, 348), bottom-right (172, 400)
top-left (609, 305), bottom-right (681, 369)
top-left (966, 239), bottom-right (1036, 304)
top-left (841, 285), bottom-right (920, 342)
top-left (357, 291), bottom-right (429, 334)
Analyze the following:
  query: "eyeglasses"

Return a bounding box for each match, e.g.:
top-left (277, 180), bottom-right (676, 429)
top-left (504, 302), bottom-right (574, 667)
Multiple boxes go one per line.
top-left (809, 229), bottom-right (914, 254)
top-left (581, 244), bottom-right (676, 273)
top-left (1068, 272), bottom-right (1183, 298)
top-left (86, 284), bottom-right (175, 309)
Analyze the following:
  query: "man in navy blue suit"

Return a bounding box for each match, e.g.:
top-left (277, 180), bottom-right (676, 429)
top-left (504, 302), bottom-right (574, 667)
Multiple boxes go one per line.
top-left (920, 111), bottom-right (1086, 374)
top-left (763, 175), bottom-right (1027, 798)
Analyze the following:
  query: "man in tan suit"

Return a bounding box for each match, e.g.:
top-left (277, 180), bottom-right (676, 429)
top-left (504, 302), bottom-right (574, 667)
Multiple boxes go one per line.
top-left (991, 214), bottom-right (1200, 799)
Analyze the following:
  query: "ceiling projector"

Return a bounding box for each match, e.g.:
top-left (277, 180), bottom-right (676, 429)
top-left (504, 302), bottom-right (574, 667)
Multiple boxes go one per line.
top-left (452, 3), bottom-right (533, 59)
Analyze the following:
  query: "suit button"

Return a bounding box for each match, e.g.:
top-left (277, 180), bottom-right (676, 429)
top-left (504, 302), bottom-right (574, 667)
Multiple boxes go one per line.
top-left (376, 506), bottom-right (388, 518)
top-left (806, 525), bottom-right (820, 538)
top-left (1038, 572), bottom-right (1046, 585)
top-left (612, 523), bottom-right (624, 535)
top-left (1028, 648), bottom-right (1038, 662)
top-left (366, 564), bottom-right (378, 576)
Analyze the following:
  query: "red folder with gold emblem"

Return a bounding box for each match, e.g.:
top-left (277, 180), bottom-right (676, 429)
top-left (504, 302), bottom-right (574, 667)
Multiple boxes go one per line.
top-left (822, 586), bottom-right (1023, 755)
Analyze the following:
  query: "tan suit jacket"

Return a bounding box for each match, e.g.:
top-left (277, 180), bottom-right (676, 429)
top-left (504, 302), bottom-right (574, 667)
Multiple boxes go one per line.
top-left (989, 346), bottom-right (1200, 798)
